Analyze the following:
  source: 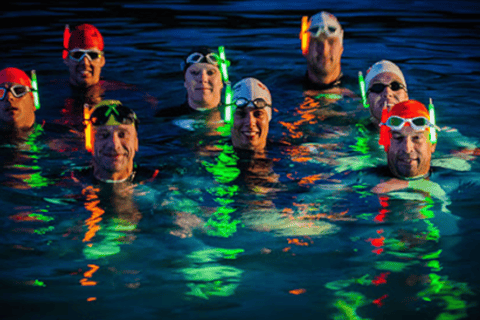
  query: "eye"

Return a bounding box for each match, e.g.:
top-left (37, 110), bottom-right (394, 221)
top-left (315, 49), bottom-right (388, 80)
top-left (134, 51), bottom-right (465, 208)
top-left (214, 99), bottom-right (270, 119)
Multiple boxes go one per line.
top-left (118, 131), bottom-right (126, 139)
top-left (235, 110), bottom-right (246, 118)
top-left (254, 110), bottom-right (265, 118)
top-left (97, 131), bottom-right (110, 140)
top-left (190, 70), bottom-right (200, 76)
top-left (207, 69), bottom-right (216, 76)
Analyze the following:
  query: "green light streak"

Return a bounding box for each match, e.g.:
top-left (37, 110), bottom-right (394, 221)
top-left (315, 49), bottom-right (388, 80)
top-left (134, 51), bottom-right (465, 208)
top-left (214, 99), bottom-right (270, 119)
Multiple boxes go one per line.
top-left (28, 213), bottom-right (54, 222)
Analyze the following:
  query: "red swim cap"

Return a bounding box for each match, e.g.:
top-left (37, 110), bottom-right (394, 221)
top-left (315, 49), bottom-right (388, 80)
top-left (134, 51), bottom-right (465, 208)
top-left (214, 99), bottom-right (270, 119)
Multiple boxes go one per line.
top-left (66, 24), bottom-right (104, 51)
top-left (0, 67), bottom-right (32, 87)
top-left (379, 100), bottom-right (430, 152)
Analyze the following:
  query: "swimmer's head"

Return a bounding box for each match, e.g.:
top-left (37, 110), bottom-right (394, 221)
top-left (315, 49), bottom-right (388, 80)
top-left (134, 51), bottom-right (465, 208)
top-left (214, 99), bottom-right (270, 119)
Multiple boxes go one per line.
top-left (63, 24), bottom-right (106, 88)
top-left (231, 78), bottom-right (272, 152)
top-left (86, 100), bottom-right (139, 182)
top-left (182, 47), bottom-right (223, 110)
top-left (365, 60), bottom-right (409, 126)
top-left (0, 67), bottom-right (36, 131)
top-left (304, 12), bottom-right (344, 84)
top-left (380, 100), bottom-right (437, 179)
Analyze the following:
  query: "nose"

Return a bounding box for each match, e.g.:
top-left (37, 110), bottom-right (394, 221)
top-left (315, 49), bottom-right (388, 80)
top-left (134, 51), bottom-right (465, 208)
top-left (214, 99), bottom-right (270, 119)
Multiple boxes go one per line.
top-left (106, 132), bottom-right (122, 150)
top-left (381, 86), bottom-right (395, 99)
top-left (402, 136), bottom-right (415, 153)
top-left (6, 90), bottom-right (16, 103)
top-left (200, 70), bottom-right (209, 82)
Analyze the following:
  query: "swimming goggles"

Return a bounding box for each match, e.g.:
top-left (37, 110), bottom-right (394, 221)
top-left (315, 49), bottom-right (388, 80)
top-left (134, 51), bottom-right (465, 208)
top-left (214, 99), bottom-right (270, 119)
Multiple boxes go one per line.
top-left (89, 103), bottom-right (138, 126)
top-left (368, 81), bottom-right (406, 94)
top-left (234, 98), bottom-right (271, 109)
top-left (68, 49), bottom-right (103, 62)
top-left (185, 52), bottom-right (221, 66)
top-left (0, 85), bottom-right (32, 100)
top-left (308, 23), bottom-right (341, 38)
top-left (384, 116), bottom-right (436, 131)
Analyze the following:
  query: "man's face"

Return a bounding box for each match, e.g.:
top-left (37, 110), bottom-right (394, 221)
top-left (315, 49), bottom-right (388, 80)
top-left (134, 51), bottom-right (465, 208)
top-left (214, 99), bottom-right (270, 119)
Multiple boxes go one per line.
top-left (0, 82), bottom-right (35, 130)
top-left (64, 48), bottom-right (105, 88)
top-left (93, 124), bottom-right (138, 180)
top-left (305, 36), bottom-right (343, 76)
top-left (387, 125), bottom-right (436, 179)
top-left (184, 63), bottom-right (223, 109)
top-left (231, 106), bottom-right (269, 152)
top-left (367, 73), bottom-right (409, 124)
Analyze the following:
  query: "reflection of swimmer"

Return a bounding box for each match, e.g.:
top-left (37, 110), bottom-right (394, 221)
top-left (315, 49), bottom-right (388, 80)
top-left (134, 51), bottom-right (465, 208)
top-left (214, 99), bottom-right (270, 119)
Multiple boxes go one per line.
top-left (155, 47), bottom-right (225, 118)
top-left (0, 68), bottom-right (37, 139)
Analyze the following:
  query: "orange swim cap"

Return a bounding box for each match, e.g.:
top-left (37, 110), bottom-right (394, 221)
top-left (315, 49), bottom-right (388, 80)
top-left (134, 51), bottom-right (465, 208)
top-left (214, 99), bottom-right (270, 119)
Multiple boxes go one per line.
top-left (66, 24), bottom-right (104, 51)
top-left (0, 67), bottom-right (32, 87)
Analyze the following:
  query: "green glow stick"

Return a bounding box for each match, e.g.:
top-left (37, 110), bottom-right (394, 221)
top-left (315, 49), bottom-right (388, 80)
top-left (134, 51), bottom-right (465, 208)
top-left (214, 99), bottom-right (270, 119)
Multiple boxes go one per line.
top-left (358, 71), bottom-right (369, 109)
top-left (428, 98), bottom-right (437, 144)
top-left (31, 70), bottom-right (40, 109)
top-left (218, 46), bottom-right (233, 122)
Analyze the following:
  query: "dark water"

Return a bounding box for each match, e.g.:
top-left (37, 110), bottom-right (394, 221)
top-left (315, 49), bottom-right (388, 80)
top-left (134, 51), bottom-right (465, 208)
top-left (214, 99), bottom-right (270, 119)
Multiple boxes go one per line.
top-left (1, 1), bottom-right (480, 319)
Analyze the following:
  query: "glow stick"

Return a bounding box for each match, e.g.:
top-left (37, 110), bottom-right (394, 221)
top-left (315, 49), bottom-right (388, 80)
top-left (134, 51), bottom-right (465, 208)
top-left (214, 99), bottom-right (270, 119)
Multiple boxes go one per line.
top-left (218, 46), bottom-right (233, 122)
top-left (358, 71), bottom-right (369, 109)
top-left (31, 70), bottom-right (40, 109)
top-left (63, 24), bottom-right (70, 59)
top-left (428, 98), bottom-right (437, 144)
top-left (300, 16), bottom-right (310, 55)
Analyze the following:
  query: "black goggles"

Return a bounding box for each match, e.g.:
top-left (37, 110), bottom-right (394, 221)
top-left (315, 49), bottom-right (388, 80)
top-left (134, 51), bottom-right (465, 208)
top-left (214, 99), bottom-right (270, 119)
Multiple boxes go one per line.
top-left (368, 81), bottom-right (406, 94)
top-left (0, 85), bottom-right (31, 100)
top-left (234, 98), bottom-right (271, 109)
top-left (89, 103), bottom-right (138, 127)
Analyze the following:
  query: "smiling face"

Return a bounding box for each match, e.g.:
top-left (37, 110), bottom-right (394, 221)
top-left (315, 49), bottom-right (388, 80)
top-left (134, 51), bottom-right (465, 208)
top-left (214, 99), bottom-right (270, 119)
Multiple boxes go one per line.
top-left (367, 72), bottom-right (409, 125)
top-left (184, 63), bottom-right (223, 110)
top-left (231, 106), bottom-right (269, 152)
top-left (305, 36), bottom-right (343, 79)
top-left (92, 124), bottom-right (138, 181)
top-left (0, 82), bottom-right (35, 131)
top-left (64, 48), bottom-right (105, 88)
top-left (387, 125), bottom-right (436, 179)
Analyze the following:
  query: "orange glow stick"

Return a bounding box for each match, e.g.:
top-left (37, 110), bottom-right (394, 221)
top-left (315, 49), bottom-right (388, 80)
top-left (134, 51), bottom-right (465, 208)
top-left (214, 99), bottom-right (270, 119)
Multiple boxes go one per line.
top-left (300, 16), bottom-right (310, 55)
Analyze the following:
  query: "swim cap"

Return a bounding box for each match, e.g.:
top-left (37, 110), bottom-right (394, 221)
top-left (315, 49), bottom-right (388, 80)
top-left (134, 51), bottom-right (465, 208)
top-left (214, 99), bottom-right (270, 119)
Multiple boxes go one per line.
top-left (232, 77), bottom-right (272, 121)
top-left (66, 24), bottom-right (104, 52)
top-left (308, 11), bottom-right (343, 44)
top-left (0, 67), bottom-right (32, 87)
top-left (379, 100), bottom-right (430, 152)
top-left (182, 46), bottom-right (219, 74)
top-left (365, 60), bottom-right (406, 91)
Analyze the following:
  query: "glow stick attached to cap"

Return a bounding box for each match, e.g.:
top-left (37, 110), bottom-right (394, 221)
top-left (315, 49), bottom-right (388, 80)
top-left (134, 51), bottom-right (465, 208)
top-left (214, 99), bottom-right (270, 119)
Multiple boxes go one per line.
top-left (300, 16), bottom-right (310, 55)
top-left (428, 98), bottom-right (437, 144)
top-left (31, 70), bottom-right (40, 110)
top-left (83, 104), bottom-right (95, 153)
top-left (358, 71), bottom-right (369, 109)
top-left (63, 24), bottom-right (70, 59)
top-left (218, 46), bottom-right (233, 122)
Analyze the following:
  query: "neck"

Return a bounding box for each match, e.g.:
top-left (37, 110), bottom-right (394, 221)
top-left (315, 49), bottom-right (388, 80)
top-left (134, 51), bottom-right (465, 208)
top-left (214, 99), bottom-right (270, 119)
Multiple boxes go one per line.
top-left (188, 96), bottom-right (220, 111)
top-left (93, 166), bottom-right (134, 183)
top-left (307, 65), bottom-right (341, 86)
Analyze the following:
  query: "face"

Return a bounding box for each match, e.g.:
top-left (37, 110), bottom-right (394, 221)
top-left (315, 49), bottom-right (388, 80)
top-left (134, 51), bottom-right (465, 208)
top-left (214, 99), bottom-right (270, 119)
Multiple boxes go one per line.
top-left (387, 125), bottom-right (436, 179)
top-left (184, 63), bottom-right (223, 110)
top-left (0, 82), bottom-right (35, 130)
top-left (64, 48), bottom-right (105, 88)
top-left (92, 124), bottom-right (138, 181)
top-left (231, 106), bottom-right (269, 152)
top-left (367, 73), bottom-right (409, 124)
top-left (305, 36), bottom-right (343, 76)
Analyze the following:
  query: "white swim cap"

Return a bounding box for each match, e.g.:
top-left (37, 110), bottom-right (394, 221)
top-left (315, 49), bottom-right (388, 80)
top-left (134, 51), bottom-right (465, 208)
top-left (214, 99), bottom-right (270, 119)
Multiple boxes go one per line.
top-left (308, 11), bottom-right (343, 44)
top-left (233, 77), bottom-right (272, 121)
top-left (365, 60), bottom-right (407, 91)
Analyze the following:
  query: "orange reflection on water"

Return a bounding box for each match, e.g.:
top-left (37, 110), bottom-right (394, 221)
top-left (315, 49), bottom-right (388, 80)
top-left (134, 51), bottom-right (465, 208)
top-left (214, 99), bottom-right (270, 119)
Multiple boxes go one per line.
top-left (289, 288), bottom-right (307, 295)
top-left (80, 264), bottom-right (99, 287)
top-left (82, 186), bottom-right (103, 243)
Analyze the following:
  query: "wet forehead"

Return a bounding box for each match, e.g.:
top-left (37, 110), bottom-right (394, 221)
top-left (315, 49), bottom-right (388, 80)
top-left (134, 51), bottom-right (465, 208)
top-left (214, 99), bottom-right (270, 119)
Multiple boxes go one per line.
top-left (94, 124), bottom-right (136, 134)
top-left (370, 72), bottom-right (403, 86)
top-left (392, 125), bottom-right (427, 137)
top-left (186, 62), bottom-right (219, 73)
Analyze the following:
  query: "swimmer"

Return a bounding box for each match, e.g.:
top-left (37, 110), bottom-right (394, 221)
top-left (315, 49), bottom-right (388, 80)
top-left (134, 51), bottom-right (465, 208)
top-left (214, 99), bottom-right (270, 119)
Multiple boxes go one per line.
top-left (302, 11), bottom-right (344, 91)
top-left (231, 78), bottom-right (272, 152)
top-left (0, 67), bottom-right (36, 135)
top-left (372, 100), bottom-right (438, 193)
top-left (63, 24), bottom-right (106, 89)
top-left (83, 100), bottom-right (140, 183)
top-left (364, 60), bottom-right (409, 127)
top-left (155, 47), bottom-right (224, 117)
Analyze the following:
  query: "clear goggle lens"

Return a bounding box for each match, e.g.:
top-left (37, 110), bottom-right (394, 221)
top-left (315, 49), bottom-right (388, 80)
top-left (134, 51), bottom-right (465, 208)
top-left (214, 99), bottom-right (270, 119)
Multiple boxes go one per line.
top-left (68, 49), bottom-right (103, 62)
top-left (234, 98), bottom-right (270, 109)
top-left (185, 52), bottom-right (220, 66)
top-left (0, 85), bottom-right (31, 100)
top-left (385, 116), bottom-right (433, 131)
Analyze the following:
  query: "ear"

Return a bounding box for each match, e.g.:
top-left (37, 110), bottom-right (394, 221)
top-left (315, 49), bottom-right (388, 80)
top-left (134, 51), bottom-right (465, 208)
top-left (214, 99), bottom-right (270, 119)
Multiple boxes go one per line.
top-left (100, 55), bottom-right (106, 68)
top-left (430, 142), bottom-right (437, 154)
top-left (134, 132), bottom-right (139, 152)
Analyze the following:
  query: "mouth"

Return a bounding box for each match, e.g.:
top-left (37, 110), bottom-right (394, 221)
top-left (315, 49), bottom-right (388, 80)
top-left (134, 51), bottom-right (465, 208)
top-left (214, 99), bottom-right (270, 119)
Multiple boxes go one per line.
top-left (241, 131), bottom-right (259, 140)
top-left (397, 157), bottom-right (418, 166)
top-left (196, 87), bottom-right (212, 92)
top-left (78, 68), bottom-right (93, 78)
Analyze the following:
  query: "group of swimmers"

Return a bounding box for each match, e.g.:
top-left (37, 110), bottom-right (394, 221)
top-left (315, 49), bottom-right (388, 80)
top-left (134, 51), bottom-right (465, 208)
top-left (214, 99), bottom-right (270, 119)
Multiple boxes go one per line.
top-left (0, 11), bottom-right (473, 192)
